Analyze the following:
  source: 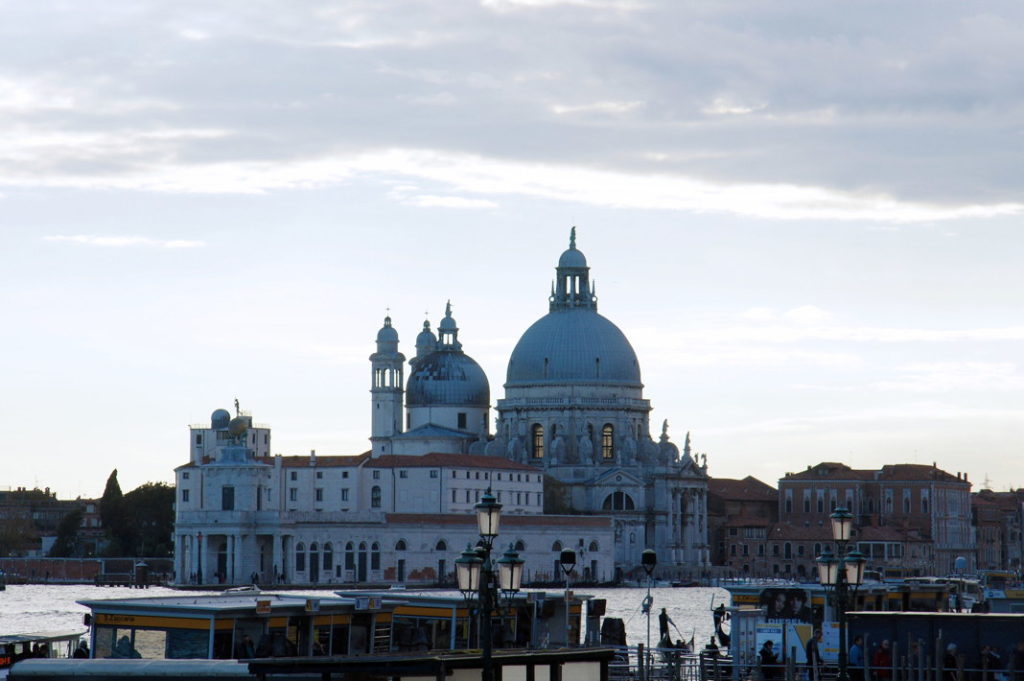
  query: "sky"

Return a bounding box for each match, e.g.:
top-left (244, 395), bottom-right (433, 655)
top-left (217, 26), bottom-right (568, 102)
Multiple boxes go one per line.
top-left (2, 0), bottom-right (1023, 499)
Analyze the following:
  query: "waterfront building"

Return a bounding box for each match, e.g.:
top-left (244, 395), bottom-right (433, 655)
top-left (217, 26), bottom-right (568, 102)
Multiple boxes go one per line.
top-left (707, 476), bottom-right (778, 571)
top-left (971, 488), bottom-right (1024, 571)
top-left (173, 232), bottom-right (709, 585)
top-left (775, 461), bottom-right (974, 577)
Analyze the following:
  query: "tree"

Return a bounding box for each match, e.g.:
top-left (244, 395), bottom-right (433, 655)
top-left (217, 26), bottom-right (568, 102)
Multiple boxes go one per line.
top-left (100, 469), bottom-right (129, 555)
top-left (97, 471), bottom-right (175, 556)
top-left (49, 507), bottom-right (85, 557)
top-left (0, 515), bottom-right (36, 556)
top-left (122, 483), bottom-right (175, 557)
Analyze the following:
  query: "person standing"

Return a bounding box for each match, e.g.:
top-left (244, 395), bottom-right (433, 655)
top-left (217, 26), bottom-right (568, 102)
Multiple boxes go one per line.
top-left (944, 643), bottom-right (960, 681)
top-left (1012, 641), bottom-right (1024, 681)
top-left (806, 629), bottom-right (824, 681)
top-left (981, 644), bottom-right (1003, 681)
top-left (760, 640), bottom-right (779, 681)
top-left (872, 640), bottom-right (892, 681)
top-left (659, 608), bottom-right (675, 640)
top-left (849, 635), bottom-right (865, 681)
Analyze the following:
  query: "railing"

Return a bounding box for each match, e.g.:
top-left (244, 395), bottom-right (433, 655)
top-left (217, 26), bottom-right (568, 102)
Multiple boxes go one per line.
top-left (497, 397), bottom-right (651, 408)
top-left (606, 645), bottom-right (730, 681)
top-left (749, 659), bottom-right (1007, 681)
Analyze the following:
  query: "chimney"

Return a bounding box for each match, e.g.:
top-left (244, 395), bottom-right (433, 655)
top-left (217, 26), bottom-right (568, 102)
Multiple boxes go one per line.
top-left (310, 449), bottom-right (317, 466)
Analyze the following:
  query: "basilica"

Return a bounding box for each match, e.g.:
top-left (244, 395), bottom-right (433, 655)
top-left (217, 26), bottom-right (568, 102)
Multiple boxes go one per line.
top-left (174, 232), bottom-right (709, 586)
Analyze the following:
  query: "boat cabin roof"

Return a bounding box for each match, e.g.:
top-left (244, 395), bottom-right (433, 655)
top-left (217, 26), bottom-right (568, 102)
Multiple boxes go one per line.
top-left (78, 592), bottom-right (391, 618)
top-left (0, 631), bottom-right (84, 646)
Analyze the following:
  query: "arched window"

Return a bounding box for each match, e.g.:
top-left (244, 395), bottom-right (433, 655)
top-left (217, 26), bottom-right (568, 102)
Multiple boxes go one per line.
top-left (531, 424), bottom-right (545, 459)
top-left (629, 532), bottom-right (636, 544)
top-left (601, 424), bottom-right (614, 459)
top-left (371, 542), bottom-right (381, 570)
top-left (371, 485), bottom-right (382, 508)
top-left (551, 541), bottom-right (563, 551)
top-left (295, 542), bottom-right (306, 572)
top-left (395, 540), bottom-right (407, 551)
top-left (602, 491), bottom-right (635, 511)
top-left (514, 540), bottom-right (526, 551)
top-left (345, 542), bottom-right (355, 570)
top-left (589, 541), bottom-right (599, 552)
top-left (323, 543), bottom-right (334, 570)
top-left (435, 539), bottom-right (447, 552)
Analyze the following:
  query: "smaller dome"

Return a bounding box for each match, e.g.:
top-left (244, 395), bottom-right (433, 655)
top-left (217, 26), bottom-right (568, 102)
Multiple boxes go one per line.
top-left (558, 247), bottom-right (588, 269)
top-left (376, 316), bottom-right (399, 343)
top-left (438, 300), bottom-right (457, 332)
top-left (416, 321), bottom-right (436, 344)
top-left (228, 416), bottom-right (250, 437)
top-left (407, 352), bottom-right (490, 408)
top-left (211, 409), bottom-right (231, 429)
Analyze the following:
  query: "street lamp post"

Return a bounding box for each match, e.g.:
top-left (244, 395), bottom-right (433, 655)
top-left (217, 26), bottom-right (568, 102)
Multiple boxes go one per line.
top-left (559, 548), bottom-right (576, 647)
top-left (816, 508), bottom-right (867, 681)
top-left (641, 549), bottom-right (657, 678)
top-left (456, 488), bottom-right (524, 681)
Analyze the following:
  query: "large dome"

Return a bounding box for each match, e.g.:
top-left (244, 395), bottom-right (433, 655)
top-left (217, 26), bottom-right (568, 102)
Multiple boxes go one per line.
top-left (407, 351), bottom-right (490, 407)
top-left (505, 308), bottom-right (642, 387)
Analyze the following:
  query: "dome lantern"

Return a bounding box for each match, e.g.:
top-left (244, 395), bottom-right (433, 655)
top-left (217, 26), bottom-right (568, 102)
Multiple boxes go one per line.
top-left (550, 226), bottom-right (597, 312)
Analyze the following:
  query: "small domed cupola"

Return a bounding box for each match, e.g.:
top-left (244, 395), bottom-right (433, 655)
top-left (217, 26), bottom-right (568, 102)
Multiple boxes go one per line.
top-left (550, 226), bottom-right (597, 312)
top-left (437, 300), bottom-right (462, 350)
top-left (375, 315), bottom-right (399, 353)
top-left (413, 318), bottom-right (438, 367)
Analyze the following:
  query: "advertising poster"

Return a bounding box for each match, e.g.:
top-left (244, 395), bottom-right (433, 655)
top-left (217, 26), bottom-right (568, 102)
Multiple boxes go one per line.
top-left (786, 623), bottom-right (814, 663)
top-left (759, 588), bottom-right (812, 622)
top-left (785, 622), bottom-right (840, 665)
top-left (756, 624), bottom-right (785, 661)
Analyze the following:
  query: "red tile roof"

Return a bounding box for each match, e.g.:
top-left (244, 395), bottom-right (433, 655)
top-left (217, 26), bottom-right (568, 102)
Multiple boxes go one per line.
top-left (709, 476), bottom-right (777, 501)
top-left (876, 464), bottom-right (965, 483)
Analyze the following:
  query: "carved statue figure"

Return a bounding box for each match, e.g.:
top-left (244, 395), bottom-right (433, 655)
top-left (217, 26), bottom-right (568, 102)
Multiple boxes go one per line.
top-left (578, 434), bottom-right (594, 465)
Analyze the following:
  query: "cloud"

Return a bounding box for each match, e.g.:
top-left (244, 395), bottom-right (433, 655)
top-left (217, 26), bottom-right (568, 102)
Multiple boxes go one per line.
top-left (44, 235), bottom-right (205, 248)
top-left (404, 194), bottom-right (499, 208)
top-left (782, 306), bottom-right (833, 325)
top-left (643, 322), bottom-right (1024, 346)
top-left (876, 362), bottom-right (1024, 393)
top-left (8, 146), bottom-right (1017, 221)
top-left (1, 1), bottom-right (1023, 211)
top-left (550, 101), bottom-right (645, 115)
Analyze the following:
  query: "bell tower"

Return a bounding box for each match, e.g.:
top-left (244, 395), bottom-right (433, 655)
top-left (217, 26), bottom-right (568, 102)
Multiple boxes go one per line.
top-left (370, 314), bottom-right (405, 456)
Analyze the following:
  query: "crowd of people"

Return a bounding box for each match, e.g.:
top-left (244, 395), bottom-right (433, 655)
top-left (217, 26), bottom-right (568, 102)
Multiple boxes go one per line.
top-left (755, 633), bottom-right (1024, 681)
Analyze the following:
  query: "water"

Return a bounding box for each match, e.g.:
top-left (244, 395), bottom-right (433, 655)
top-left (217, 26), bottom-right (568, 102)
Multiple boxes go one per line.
top-left (0, 584), bottom-right (729, 650)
